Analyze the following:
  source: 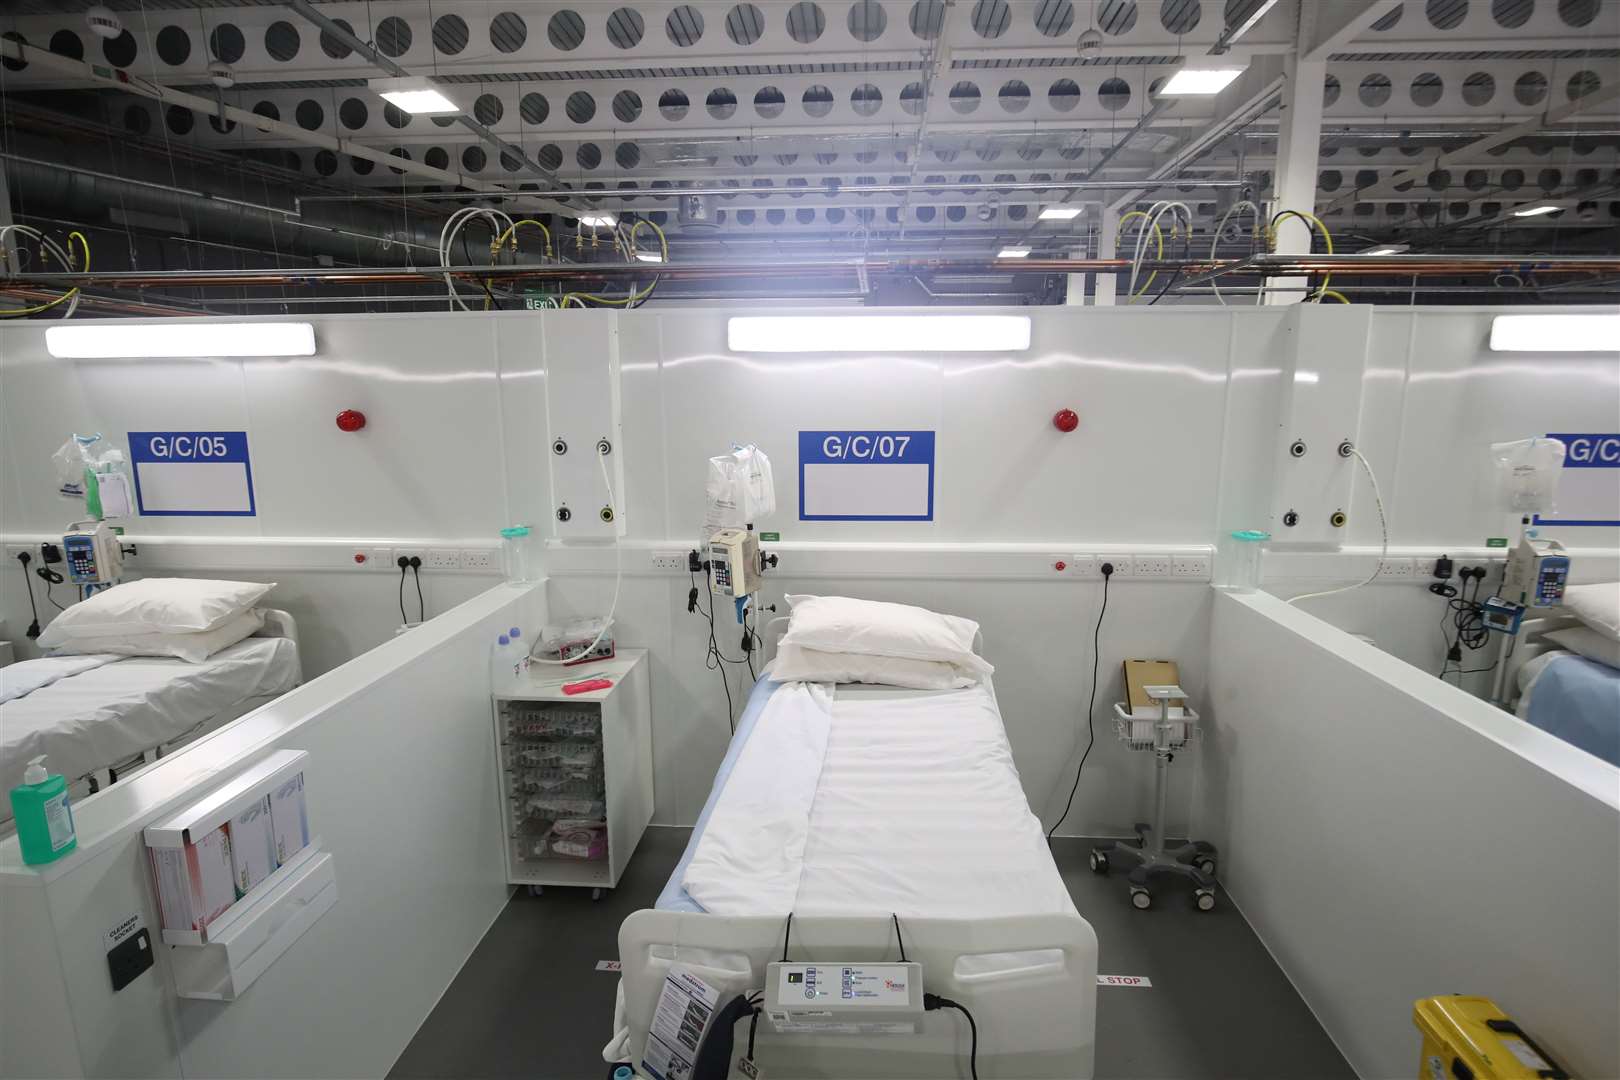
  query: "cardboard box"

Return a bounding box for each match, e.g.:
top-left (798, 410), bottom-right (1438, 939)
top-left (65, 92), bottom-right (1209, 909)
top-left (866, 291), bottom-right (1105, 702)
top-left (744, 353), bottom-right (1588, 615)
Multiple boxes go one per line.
top-left (268, 773), bottom-right (309, 865)
top-left (150, 825), bottom-right (237, 932)
top-left (229, 795), bottom-right (277, 898)
top-left (1123, 659), bottom-right (1184, 717)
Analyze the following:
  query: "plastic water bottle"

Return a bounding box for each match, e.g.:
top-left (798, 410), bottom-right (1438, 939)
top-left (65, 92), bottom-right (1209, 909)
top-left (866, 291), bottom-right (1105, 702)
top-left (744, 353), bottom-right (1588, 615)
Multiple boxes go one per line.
top-left (508, 628), bottom-right (529, 675)
top-left (491, 633), bottom-right (511, 688)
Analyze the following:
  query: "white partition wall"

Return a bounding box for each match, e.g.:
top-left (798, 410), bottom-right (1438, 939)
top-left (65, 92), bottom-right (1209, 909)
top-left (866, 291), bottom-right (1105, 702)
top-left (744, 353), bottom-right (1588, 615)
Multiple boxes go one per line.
top-left (0, 584), bottom-right (544, 1079)
top-left (1205, 590), bottom-right (1620, 1080)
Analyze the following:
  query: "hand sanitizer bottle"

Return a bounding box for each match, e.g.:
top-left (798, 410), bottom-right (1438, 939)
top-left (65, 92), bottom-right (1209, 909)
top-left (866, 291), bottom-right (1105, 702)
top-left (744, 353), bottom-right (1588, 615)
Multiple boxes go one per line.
top-left (508, 628), bottom-right (529, 675)
top-left (9, 756), bottom-right (76, 865)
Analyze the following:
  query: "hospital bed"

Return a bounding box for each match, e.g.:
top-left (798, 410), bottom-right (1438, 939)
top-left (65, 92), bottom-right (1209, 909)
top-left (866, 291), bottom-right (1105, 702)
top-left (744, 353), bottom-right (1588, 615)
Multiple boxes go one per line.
top-left (609, 637), bottom-right (1099, 1079)
top-left (1505, 615), bottom-right (1620, 768)
top-left (0, 610), bottom-right (302, 821)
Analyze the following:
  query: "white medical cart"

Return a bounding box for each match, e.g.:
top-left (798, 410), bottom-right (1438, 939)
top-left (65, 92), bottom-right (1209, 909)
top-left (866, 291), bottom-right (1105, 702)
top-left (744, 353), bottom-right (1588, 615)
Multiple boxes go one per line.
top-left (492, 649), bottom-right (652, 899)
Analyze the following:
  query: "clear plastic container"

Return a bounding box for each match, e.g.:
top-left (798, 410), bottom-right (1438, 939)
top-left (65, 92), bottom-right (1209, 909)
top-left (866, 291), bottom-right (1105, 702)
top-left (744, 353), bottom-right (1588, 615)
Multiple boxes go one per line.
top-left (1216, 529), bottom-right (1270, 591)
top-left (500, 525), bottom-right (536, 585)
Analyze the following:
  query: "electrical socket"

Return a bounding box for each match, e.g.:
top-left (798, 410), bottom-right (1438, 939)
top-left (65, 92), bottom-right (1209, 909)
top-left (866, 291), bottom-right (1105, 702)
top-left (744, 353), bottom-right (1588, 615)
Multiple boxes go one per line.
top-left (423, 548), bottom-right (462, 570)
top-left (651, 551), bottom-right (688, 571)
top-left (1133, 554), bottom-right (1172, 579)
top-left (461, 548), bottom-right (498, 572)
top-left (393, 548), bottom-right (423, 569)
top-left (1101, 555), bottom-right (1133, 579)
top-left (1172, 554), bottom-right (1212, 580)
top-left (1376, 558), bottom-right (1416, 580)
top-left (1068, 554), bottom-right (1100, 580)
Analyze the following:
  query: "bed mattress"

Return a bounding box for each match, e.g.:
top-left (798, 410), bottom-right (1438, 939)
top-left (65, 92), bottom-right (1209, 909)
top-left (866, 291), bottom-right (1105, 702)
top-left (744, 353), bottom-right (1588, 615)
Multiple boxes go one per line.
top-left (0, 637), bottom-right (301, 798)
top-left (1517, 650), bottom-right (1620, 767)
top-left (664, 670), bottom-right (1077, 920)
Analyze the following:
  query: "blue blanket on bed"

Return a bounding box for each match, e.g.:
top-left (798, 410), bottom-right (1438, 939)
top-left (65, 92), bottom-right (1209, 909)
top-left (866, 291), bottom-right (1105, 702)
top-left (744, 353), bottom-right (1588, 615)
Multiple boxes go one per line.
top-left (1526, 654), bottom-right (1620, 767)
top-left (655, 676), bottom-right (784, 912)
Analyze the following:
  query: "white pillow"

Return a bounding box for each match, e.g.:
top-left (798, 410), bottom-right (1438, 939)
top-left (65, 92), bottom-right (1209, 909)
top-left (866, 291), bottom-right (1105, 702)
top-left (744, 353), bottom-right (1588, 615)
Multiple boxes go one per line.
top-left (38, 577), bottom-right (275, 640)
top-left (1562, 582), bottom-right (1620, 642)
top-left (771, 643), bottom-right (979, 690)
top-left (1545, 624), bottom-right (1620, 671)
top-left (45, 608), bottom-right (266, 664)
top-left (779, 595), bottom-right (992, 675)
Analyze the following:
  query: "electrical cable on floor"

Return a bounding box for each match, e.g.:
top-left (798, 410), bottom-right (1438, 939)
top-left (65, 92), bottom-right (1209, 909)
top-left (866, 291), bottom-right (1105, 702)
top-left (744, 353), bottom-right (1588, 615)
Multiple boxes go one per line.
top-left (1048, 565), bottom-right (1112, 839)
top-left (1286, 446), bottom-right (1388, 606)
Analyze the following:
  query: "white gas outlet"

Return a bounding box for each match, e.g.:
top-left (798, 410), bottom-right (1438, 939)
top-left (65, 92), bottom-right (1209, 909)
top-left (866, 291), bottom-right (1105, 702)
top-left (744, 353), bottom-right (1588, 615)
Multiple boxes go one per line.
top-left (1134, 554), bottom-right (1172, 579)
top-left (461, 548), bottom-right (498, 573)
top-left (1101, 555), bottom-right (1133, 579)
top-left (424, 548), bottom-right (463, 570)
top-left (651, 551), bottom-right (688, 572)
top-left (1069, 555), bottom-right (1100, 580)
top-left (1172, 554), bottom-right (1212, 580)
top-left (1376, 558), bottom-right (1416, 580)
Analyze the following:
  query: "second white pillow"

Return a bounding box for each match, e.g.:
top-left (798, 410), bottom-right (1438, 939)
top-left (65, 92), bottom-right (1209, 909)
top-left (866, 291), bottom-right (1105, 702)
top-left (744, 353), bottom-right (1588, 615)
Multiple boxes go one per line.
top-left (779, 594), bottom-right (992, 674)
top-left (771, 643), bottom-right (979, 690)
top-left (45, 608), bottom-right (266, 664)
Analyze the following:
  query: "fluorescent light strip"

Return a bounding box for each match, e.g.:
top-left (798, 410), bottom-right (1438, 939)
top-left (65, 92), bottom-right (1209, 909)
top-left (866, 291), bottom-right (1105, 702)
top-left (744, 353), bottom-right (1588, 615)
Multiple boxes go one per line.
top-left (578, 213), bottom-right (617, 228)
top-left (1038, 206), bottom-right (1083, 221)
top-left (998, 246), bottom-right (1032, 258)
top-left (1490, 314), bottom-right (1620, 353)
top-left (1159, 68), bottom-right (1245, 95)
top-left (46, 322), bottom-right (317, 359)
top-left (634, 251), bottom-right (664, 263)
top-left (1512, 204), bottom-right (1561, 218)
top-left (378, 89), bottom-right (459, 115)
top-left (728, 315), bottom-right (1031, 354)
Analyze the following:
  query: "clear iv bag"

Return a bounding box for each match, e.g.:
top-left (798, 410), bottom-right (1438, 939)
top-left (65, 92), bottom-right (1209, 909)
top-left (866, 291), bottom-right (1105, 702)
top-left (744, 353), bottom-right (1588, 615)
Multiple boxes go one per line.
top-left (1491, 437), bottom-right (1565, 514)
top-left (704, 444), bottom-right (776, 534)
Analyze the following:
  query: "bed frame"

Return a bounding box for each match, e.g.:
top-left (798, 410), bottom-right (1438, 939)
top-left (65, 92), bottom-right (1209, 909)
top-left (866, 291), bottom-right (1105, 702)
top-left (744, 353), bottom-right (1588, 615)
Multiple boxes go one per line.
top-left (1500, 612), bottom-right (1582, 711)
top-left (613, 621), bottom-right (1099, 1079)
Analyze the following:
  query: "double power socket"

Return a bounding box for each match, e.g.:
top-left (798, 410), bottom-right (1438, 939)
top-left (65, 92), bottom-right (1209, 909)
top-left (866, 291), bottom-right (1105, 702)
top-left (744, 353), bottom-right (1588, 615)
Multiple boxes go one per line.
top-left (349, 547), bottom-right (499, 572)
top-left (1054, 553), bottom-right (1212, 581)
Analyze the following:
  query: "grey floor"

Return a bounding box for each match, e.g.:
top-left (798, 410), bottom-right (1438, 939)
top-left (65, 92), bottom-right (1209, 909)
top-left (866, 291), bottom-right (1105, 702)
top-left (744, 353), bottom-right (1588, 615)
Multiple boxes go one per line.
top-left (391, 828), bottom-right (1353, 1080)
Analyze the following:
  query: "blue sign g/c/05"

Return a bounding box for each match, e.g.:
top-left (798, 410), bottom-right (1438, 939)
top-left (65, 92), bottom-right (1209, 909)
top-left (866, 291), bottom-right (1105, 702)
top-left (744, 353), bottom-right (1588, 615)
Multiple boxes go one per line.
top-left (1535, 432), bottom-right (1619, 528)
top-left (128, 431), bottom-right (256, 516)
top-left (799, 430), bottom-right (935, 521)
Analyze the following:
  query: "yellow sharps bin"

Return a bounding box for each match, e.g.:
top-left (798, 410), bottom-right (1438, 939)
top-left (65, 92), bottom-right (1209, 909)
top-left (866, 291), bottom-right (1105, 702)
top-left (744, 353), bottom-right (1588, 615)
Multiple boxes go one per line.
top-left (1414, 996), bottom-right (1570, 1080)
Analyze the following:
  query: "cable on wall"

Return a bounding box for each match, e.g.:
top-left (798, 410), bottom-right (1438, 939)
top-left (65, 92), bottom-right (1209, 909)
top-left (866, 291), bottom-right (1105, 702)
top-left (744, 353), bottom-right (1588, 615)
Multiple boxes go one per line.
top-left (1286, 446), bottom-right (1389, 606)
top-left (1048, 562), bottom-right (1114, 839)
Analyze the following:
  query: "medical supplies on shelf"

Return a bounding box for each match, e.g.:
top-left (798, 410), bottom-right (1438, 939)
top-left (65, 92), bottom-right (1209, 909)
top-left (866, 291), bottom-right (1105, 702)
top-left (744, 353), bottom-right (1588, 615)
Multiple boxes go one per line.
top-left (534, 617), bottom-right (617, 666)
top-left (142, 749), bottom-right (337, 1000)
top-left (492, 650), bottom-right (651, 897)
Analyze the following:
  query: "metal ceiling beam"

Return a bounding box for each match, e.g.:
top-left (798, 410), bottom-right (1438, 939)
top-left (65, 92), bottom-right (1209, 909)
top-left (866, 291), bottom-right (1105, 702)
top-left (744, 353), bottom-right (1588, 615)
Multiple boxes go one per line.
top-left (281, 0), bottom-right (560, 189)
top-left (1322, 80), bottom-right (1620, 212)
top-left (1302, 0), bottom-right (1404, 61)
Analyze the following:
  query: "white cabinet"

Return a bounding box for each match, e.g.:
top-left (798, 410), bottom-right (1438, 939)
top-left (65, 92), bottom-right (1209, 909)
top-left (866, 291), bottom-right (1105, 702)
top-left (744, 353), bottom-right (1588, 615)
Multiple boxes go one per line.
top-left (493, 650), bottom-right (652, 894)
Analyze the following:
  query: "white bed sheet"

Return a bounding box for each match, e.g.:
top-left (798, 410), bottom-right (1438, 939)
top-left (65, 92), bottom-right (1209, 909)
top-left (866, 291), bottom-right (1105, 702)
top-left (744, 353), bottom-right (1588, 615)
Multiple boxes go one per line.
top-left (682, 679), bottom-right (1077, 919)
top-left (0, 637), bottom-right (301, 798)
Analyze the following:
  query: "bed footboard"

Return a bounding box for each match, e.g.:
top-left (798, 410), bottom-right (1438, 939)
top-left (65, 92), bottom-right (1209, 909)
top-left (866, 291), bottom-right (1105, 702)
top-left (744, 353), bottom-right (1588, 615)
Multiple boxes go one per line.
top-left (615, 910), bottom-right (1097, 1079)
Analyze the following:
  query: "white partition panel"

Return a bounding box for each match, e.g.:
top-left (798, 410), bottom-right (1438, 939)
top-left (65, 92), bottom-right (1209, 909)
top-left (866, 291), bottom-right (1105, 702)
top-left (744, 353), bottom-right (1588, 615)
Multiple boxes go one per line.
top-left (0, 584), bottom-right (544, 1080)
top-left (1205, 589), bottom-right (1619, 1080)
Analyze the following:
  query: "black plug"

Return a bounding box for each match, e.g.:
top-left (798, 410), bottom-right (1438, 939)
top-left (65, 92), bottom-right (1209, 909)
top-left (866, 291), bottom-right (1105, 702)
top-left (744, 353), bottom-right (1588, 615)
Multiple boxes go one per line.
top-left (687, 549), bottom-right (703, 573)
top-left (16, 551), bottom-right (41, 639)
top-left (687, 586), bottom-right (699, 613)
top-left (1100, 561), bottom-right (1115, 577)
top-left (408, 556), bottom-right (422, 570)
top-left (40, 542), bottom-right (61, 564)
top-left (741, 629), bottom-right (753, 654)
top-left (16, 550), bottom-right (30, 569)
top-left (1447, 642), bottom-right (1463, 663)
top-left (396, 555), bottom-right (411, 570)
top-left (1433, 554), bottom-right (1453, 580)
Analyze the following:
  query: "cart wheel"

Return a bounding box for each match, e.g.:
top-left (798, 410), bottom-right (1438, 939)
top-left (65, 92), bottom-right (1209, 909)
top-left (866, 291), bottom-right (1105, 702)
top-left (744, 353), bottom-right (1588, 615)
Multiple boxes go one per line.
top-left (1194, 889), bottom-right (1216, 912)
top-left (1196, 857), bottom-right (1217, 876)
top-left (1130, 887), bottom-right (1152, 910)
top-left (527, 884), bottom-right (544, 897)
top-left (1088, 850), bottom-right (1109, 875)
top-left (591, 887), bottom-right (604, 901)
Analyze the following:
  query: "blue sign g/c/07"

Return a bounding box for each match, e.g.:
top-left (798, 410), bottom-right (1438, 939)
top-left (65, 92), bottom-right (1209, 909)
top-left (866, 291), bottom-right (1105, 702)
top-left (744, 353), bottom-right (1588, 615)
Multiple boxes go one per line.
top-left (799, 430), bottom-right (935, 522)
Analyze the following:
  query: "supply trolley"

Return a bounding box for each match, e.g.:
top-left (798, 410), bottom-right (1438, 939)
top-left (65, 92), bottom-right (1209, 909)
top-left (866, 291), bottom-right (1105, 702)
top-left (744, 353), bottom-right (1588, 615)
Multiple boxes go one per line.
top-left (493, 650), bottom-right (652, 899)
top-left (1089, 685), bottom-right (1219, 911)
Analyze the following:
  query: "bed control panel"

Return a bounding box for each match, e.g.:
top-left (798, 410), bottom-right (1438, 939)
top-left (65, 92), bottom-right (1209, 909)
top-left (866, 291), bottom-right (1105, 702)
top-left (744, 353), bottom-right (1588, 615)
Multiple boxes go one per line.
top-left (763, 961), bottom-right (923, 1034)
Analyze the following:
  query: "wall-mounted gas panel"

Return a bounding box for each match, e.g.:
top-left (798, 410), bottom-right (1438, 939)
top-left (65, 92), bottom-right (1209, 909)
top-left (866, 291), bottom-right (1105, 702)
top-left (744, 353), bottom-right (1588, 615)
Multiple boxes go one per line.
top-left (543, 314), bottom-right (627, 540)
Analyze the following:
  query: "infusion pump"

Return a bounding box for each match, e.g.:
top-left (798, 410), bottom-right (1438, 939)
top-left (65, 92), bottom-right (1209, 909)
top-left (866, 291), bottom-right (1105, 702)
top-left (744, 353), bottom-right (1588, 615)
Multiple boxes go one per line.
top-left (63, 522), bottom-right (123, 588)
top-left (708, 528), bottom-right (759, 598)
top-left (1502, 537), bottom-right (1569, 608)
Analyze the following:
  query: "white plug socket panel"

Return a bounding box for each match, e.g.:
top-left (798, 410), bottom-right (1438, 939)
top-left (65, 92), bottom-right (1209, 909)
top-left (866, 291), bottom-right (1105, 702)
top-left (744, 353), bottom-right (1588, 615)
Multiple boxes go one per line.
top-left (348, 546), bottom-right (391, 570)
top-left (1376, 557), bottom-right (1416, 580)
top-left (1100, 555), bottom-right (1133, 579)
top-left (392, 548), bottom-right (424, 570)
top-left (1068, 555), bottom-right (1100, 580)
top-left (424, 548), bottom-right (463, 570)
top-left (651, 551), bottom-right (688, 572)
top-left (461, 548), bottom-right (498, 573)
top-left (1172, 554), bottom-right (1212, 580)
top-left (1134, 554), bottom-right (1172, 579)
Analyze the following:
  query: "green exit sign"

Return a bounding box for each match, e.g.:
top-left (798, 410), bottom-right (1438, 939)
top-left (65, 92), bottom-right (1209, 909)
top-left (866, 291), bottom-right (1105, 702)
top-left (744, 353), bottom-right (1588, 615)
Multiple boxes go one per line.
top-left (759, 532), bottom-right (780, 542)
top-left (1486, 537), bottom-right (1509, 548)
